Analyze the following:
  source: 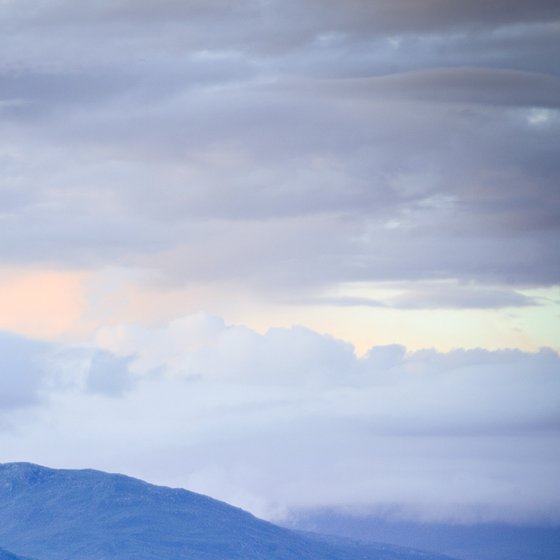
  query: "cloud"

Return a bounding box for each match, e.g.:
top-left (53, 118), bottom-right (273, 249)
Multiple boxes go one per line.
top-left (388, 283), bottom-right (539, 309)
top-left (96, 312), bottom-right (357, 384)
top-left (2, 314), bottom-right (557, 523)
top-left (320, 67), bottom-right (560, 108)
top-left (297, 283), bottom-right (538, 310)
top-left (85, 350), bottom-right (133, 396)
top-left (0, 1), bottom-right (559, 308)
top-left (10, 1), bottom-right (560, 44)
top-left (0, 330), bottom-right (132, 415)
top-left (0, 331), bottom-right (48, 409)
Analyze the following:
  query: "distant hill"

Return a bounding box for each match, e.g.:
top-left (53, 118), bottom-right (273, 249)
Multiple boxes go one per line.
top-left (0, 463), bottom-right (454, 560)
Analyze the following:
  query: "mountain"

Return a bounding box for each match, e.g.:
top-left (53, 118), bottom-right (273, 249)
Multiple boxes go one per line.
top-left (0, 463), bottom-right (454, 560)
top-left (0, 548), bottom-right (33, 560)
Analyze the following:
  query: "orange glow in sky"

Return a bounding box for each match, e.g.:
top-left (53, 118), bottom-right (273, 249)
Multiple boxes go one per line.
top-left (0, 268), bottom-right (89, 340)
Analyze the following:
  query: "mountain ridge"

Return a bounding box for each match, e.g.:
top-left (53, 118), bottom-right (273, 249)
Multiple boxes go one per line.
top-left (0, 462), bottom-right (455, 560)
top-left (0, 547), bottom-right (34, 560)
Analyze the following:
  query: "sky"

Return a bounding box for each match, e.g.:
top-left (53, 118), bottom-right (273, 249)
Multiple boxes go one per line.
top-left (0, 0), bottom-right (559, 525)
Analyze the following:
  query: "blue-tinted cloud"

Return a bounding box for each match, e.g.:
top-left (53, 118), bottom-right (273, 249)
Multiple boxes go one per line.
top-left (0, 331), bottom-right (132, 413)
top-left (3, 314), bottom-right (555, 523)
top-left (85, 350), bottom-right (133, 397)
top-left (0, 332), bottom-right (48, 409)
top-left (0, 1), bottom-right (559, 308)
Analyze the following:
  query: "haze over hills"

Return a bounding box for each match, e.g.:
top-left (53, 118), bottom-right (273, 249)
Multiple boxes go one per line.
top-left (287, 510), bottom-right (560, 560)
top-left (0, 463), bottom-right (455, 560)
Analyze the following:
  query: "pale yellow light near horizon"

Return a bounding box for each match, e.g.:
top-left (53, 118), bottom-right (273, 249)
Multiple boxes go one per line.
top-left (0, 266), bottom-right (558, 355)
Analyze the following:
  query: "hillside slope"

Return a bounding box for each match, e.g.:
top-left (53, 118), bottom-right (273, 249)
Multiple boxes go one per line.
top-left (0, 548), bottom-right (33, 560)
top-left (0, 463), bottom-right (454, 560)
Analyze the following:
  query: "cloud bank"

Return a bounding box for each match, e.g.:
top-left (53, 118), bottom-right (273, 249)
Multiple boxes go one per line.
top-left (1, 314), bottom-right (559, 523)
top-left (0, 0), bottom-right (559, 310)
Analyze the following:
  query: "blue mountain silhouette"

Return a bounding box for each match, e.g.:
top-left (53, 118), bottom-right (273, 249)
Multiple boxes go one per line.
top-left (0, 547), bottom-right (33, 560)
top-left (0, 463), bottom-right (455, 560)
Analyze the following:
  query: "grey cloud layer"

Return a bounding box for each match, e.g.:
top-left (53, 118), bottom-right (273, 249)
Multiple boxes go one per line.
top-left (1, 1), bottom-right (559, 305)
top-left (10, 1), bottom-right (560, 38)
top-left (1, 316), bottom-right (559, 522)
